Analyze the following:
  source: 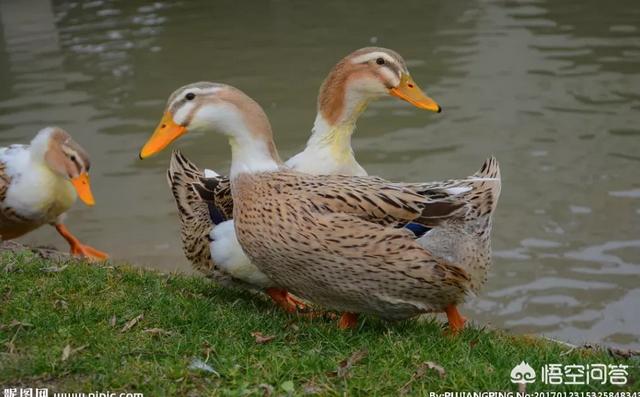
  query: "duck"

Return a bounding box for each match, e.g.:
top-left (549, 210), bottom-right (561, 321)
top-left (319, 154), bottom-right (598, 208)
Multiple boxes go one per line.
top-left (0, 127), bottom-right (108, 260)
top-left (140, 82), bottom-right (501, 332)
top-left (140, 47), bottom-right (442, 312)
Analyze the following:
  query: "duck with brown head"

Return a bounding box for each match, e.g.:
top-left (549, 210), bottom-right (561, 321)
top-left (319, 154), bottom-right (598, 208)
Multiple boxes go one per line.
top-left (141, 83), bottom-right (501, 332)
top-left (292, 47), bottom-right (440, 176)
top-left (139, 48), bottom-right (442, 312)
top-left (141, 47), bottom-right (441, 176)
top-left (140, 48), bottom-right (444, 312)
top-left (0, 127), bottom-right (108, 260)
top-left (143, 83), bottom-right (304, 311)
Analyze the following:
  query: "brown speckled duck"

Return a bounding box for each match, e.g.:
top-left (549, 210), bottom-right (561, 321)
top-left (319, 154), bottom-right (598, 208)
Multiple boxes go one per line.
top-left (140, 82), bottom-right (500, 332)
top-left (141, 47), bottom-right (442, 313)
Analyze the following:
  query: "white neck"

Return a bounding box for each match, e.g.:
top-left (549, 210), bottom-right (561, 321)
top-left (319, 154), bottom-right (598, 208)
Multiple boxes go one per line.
top-left (194, 102), bottom-right (281, 179)
top-left (229, 133), bottom-right (280, 178)
top-left (29, 127), bottom-right (55, 164)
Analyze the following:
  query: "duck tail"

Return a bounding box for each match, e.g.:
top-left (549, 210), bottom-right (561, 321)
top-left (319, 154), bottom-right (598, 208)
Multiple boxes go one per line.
top-left (453, 156), bottom-right (501, 225)
top-left (411, 157), bottom-right (501, 227)
top-left (472, 156), bottom-right (500, 179)
top-left (415, 157), bottom-right (501, 294)
top-left (167, 150), bottom-right (224, 274)
top-left (469, 156), bottom-right (502, 216)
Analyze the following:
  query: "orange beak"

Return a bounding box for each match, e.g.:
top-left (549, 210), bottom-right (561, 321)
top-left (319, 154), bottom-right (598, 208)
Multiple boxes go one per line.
top-left (71, 173), bottom-right (95, 206)
top-left (389, 74), bottom-right (441, 113)
top-left (139, 112), bottom-right (187, 159)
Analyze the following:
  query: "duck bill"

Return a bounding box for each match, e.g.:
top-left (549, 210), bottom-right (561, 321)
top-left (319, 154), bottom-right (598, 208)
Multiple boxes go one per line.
top-left (139, 112), bottom-right (187, 159)
top-left (71, 173), bottom-right (95, 206)
top-left (389, 74), bottom-right (441, 113)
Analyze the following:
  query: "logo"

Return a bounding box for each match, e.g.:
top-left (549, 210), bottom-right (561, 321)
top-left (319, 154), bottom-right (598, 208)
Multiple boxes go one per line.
top-left (2, 388), bottom-right (48, 397)
top-left (510, 361), bottom-right (536, 384)
top-left (509, 362), bottom-right (628, 386)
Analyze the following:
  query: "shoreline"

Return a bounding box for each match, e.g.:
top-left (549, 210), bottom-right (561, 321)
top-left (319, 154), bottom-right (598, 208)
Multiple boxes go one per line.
top-left (1, 243), bottom-right (638, 394)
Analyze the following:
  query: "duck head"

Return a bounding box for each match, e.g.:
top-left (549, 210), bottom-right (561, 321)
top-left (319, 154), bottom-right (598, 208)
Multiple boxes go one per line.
top-left (139, 83), bottom-right (281, 177)
top-left (317, 47), bottom-right (441, 127)
top-left (33, 127), bottom-right (95, 206)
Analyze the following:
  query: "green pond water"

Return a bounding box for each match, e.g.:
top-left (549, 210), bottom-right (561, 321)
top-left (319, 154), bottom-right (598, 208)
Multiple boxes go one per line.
top-left (0, 0), bottom-right (638, 348)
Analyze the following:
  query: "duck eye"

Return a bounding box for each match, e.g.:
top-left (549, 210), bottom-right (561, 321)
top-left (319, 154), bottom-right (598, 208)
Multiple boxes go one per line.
top-left (185, 92), bottom-right (195, 100)
top-left (68, 154), bottom-right (81, 169)
top-left (376, 57), bottom-right (385, 65)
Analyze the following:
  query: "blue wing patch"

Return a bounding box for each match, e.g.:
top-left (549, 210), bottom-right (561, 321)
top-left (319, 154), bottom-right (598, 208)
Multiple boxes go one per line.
top-left (405, 222), bottom-right (430, 238)
top-left (206, 202), bottom-right (227, 225)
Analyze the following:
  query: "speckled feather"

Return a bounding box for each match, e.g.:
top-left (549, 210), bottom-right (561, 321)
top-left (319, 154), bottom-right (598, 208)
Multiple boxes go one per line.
top-left (162, 48), bottom-right (432, 286)
top-left (168, 149), bottom-right (500, 306)
top-left (0, 160), bottom-right (27, 229)
top-left (167, 150), bottom-right (254, 290)
top-left (230, 158), bottom-right (500, 319)
top-left (0, 161), bottom-right (11, 204)
top-left (158, 77), bottom-right (501, 319)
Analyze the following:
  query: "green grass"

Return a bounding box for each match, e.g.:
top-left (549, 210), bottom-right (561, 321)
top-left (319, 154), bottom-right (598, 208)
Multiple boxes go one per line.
top-left (0, 250), bottom-right (638, 395)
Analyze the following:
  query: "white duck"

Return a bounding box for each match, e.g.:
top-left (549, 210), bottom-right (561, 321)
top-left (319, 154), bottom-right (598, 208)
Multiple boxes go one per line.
top-left (0, 127), bottom-right (108, 260)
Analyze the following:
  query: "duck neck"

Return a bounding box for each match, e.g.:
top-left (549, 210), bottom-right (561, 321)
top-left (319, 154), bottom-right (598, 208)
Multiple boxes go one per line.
top-left (29, 128), bottom-right (54, 165)
top-left (306, 89), bottom-right (370, 163)
top-left (29, 128), bottom-right (66, 183)
top-left (228, 126), bottom-right (281, 179)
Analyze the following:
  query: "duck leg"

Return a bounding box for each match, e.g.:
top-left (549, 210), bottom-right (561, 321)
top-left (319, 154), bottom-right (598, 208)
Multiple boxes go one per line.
top-left (54, 224), bottom-right (108, 261)
top-left (337, 312), bottom-right (359, 330)
top-left (285, 293), bottom-right (308, 310)
top-left (444, 304), bottom-right (466, 334)
top-left (265, 287), bottom-right (307, 312)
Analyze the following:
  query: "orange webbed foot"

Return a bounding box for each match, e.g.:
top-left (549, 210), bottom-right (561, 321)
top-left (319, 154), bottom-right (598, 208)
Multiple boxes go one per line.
top-left (265, 288), bottom-right (331, 318)
top-left (70, 243), bottom-right (109, 261)
top-left (337, 312), bottom-right (359, 330)
top-left (444, 305), bottom-right (466, 335)
top-left (285, 293), bottom-right (308, 311)
top-left (266, 288), bottom-right (299, 313)
top-left (54, 224), bottom-right (108, 262)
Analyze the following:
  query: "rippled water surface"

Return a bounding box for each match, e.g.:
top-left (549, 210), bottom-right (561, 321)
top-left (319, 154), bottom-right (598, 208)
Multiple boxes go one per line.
top-left (0, 0), bottom-right (638, 348)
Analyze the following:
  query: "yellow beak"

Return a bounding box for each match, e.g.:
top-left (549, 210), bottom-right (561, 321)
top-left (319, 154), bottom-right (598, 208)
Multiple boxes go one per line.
top-left (389, 74), bottom-right (441, 113)
top-left (71, 173), bottom-right (95, 206)
top-left (139, 112), bottom-right (187, 159)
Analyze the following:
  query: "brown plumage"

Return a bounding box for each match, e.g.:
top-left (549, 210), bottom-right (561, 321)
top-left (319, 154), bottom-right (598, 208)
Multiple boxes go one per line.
top-left (317, 47), bottom-right (407, 124)
top-left (231, 161), bottom-right (500, 320)
top-left (167, 151), bottom-right (251, 289)
top-left (160, 46), bottom-right (441, 290)
top-left (0, 162), bottom-right (11, 206)
top-left (145, 79), bottom-right (499, 329)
